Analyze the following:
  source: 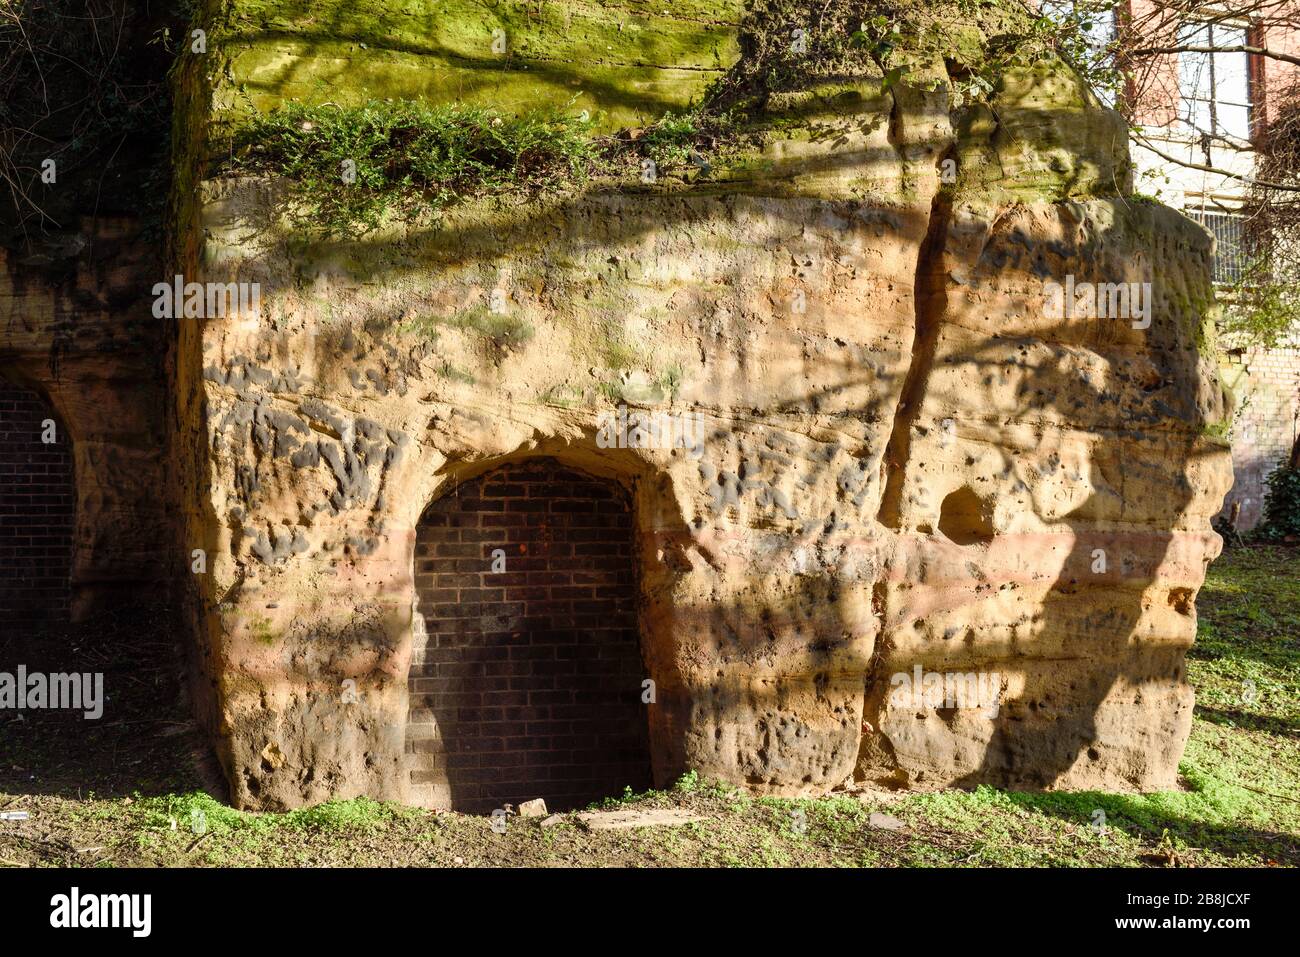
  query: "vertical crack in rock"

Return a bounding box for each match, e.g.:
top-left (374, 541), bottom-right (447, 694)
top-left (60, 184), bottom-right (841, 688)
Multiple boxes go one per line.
top-left (877, 164), bottom-right (954, 530)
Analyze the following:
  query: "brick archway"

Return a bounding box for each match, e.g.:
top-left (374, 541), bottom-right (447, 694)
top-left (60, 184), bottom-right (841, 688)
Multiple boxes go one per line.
top-left (0, 380), bottom-right (75, 629)
top-left (407, 458), bottom-right (652, 813)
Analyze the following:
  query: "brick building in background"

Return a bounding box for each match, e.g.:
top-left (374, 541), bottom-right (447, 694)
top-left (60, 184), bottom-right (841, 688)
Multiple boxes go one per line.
top-left (1047, 0), bottom-right (1300, 530)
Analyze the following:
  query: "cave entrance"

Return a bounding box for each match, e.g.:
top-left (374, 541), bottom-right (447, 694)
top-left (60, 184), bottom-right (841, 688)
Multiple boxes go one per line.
top-left (0, 378), bottom-right (74, 633)
top-left (407, 457), bottom-right (652, 813)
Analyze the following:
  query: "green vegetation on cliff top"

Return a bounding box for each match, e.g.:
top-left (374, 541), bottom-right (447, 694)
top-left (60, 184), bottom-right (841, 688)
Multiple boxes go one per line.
top-left (224, 101), bottom-right (601, 235)
top-left (213, 0), bottom-right (1118, 235)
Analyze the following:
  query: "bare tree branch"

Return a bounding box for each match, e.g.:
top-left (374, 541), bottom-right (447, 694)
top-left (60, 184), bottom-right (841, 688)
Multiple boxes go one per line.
top-left (1131, 129), bottom-right (1300, 192)
top-left (1130, 44), bottom-right (1300, 67)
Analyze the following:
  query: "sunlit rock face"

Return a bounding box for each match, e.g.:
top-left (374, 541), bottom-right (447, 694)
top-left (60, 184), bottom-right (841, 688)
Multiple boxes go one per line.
top-left (173, 1), bottom-right (1232, 809)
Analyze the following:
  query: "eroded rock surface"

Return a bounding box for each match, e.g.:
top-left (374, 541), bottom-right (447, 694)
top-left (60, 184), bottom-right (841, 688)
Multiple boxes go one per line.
top-left (172, 0), bottom-right (1233, 808)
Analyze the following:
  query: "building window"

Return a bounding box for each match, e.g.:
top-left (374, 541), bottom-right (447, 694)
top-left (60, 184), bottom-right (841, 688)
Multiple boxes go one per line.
top-left (1178, 22), bottom-right (1252, 141)
top-left (1184, 209), bottom-right (1248, 284)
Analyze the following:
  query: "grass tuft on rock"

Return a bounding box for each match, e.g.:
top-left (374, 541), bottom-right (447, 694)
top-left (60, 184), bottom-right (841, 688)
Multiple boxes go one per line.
top-left (219, 100), bottom-right (744, 237)
top-left (221, 101), bottom-right (600, 236)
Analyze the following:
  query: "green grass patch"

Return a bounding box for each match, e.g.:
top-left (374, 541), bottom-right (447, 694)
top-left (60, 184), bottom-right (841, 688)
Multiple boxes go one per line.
top-left (221, 101), bottom-right (600, 236)
top-left (138, 791), bottom-right (411, 837)
top-left (218, 100), bottom-right (741, 238)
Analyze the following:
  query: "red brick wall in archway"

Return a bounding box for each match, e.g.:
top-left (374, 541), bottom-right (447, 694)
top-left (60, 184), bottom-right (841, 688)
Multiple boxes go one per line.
top-left (407, 458), bottom-right (652, 813)
top-left (0, 383), bottom-right (74, 628)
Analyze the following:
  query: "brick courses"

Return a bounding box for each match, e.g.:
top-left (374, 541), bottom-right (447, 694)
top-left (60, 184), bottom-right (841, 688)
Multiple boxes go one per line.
top-left (1221, 346), bottom-right (1300, 530)
top-left (0, 383), bottom-right (74, 628)
top-left (407, 458), bottom-right (652, 812)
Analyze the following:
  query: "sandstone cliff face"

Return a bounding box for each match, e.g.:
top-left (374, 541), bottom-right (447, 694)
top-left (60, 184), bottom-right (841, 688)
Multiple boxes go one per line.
top-left (1, 219), bottom-right (170, 620)
top-left (173, 0), bottom-right (1233, 809)
top-left (0, 1), bottom-right (175, 627)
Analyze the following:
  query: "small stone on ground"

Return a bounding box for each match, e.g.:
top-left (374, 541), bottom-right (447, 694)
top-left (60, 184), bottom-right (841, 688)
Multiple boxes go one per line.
top-left (517, 798), bottom-right (547, 818)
